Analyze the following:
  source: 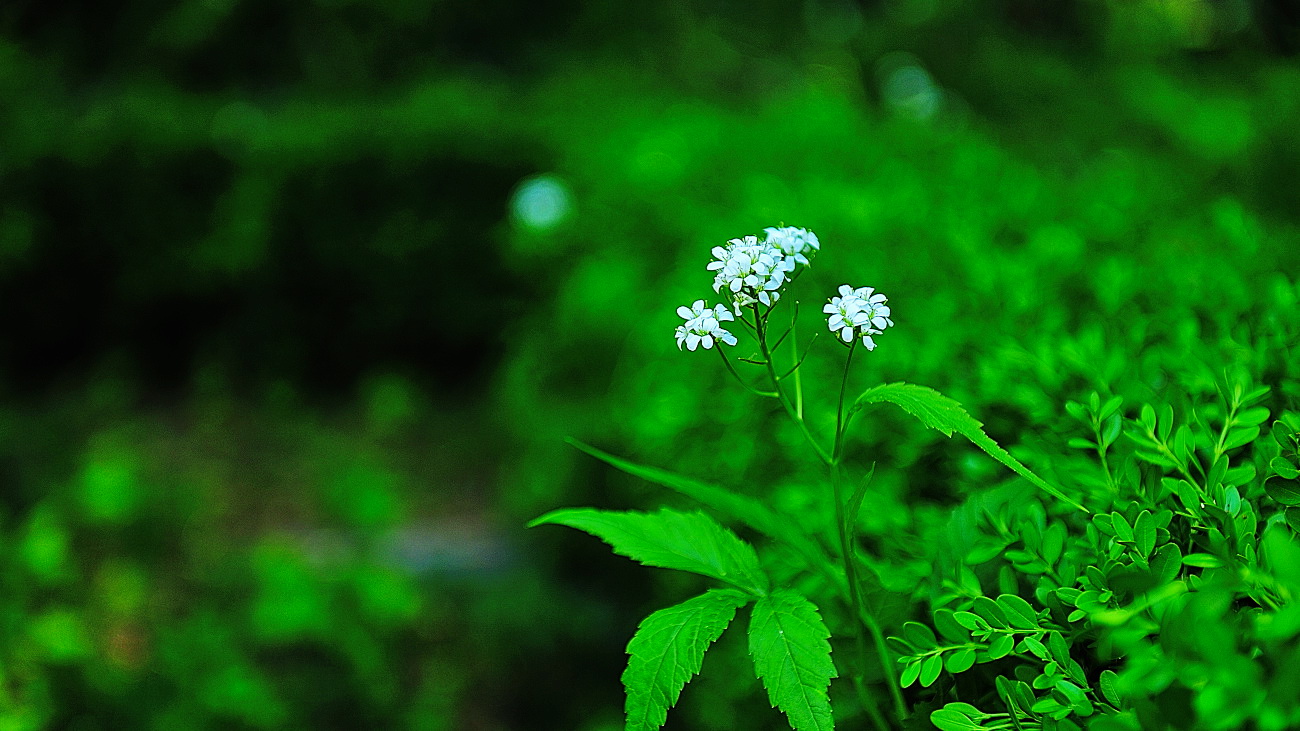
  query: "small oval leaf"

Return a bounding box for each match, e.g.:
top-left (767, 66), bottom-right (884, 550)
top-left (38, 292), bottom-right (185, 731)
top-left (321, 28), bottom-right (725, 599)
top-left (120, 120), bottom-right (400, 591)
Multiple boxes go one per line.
top-left (945, 648), bottom-right (976, 674)
top-left (920, 654), bottom-right (944, 687)
top-left (1100, 669), bottom-right (1121, 706)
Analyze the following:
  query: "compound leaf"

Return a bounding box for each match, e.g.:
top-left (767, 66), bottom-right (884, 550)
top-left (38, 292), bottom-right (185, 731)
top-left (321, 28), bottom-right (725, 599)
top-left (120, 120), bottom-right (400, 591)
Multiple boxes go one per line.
top-left (853, 383), bottom-right (1086, 512)
top-left (748, 590), bottom-right (837, 731)
top-left (566, 439), bottom-right (826, 566)
top-left (531, 508), bottom-right (769, 595)
top-left (624, 589), bottom-right (749, 731)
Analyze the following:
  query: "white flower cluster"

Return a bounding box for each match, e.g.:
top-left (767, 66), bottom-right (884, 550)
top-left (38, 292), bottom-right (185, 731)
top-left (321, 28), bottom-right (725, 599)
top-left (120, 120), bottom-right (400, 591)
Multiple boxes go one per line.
top-left (674, 300), bottom-right (738, 351)
top-left (707, 235), bottom-right (795, 307)
top-left (673, 225), bottom-right (819, 351)
top-left (764, 226), bottom-right (820, 266)
top-left (824, 284), bottom-right (894, 350)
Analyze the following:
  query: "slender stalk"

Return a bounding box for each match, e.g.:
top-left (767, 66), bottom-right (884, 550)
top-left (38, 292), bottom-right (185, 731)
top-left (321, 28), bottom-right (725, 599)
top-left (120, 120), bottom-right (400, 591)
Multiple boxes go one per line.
top-left (832, 463), bottom-right (893, 730)
top-left (716, 347), bottom-right (777, 398)
top-left (792, 319), bottom-right (805, 419)
top-left (833, 342), bottom-right (856, 463)
top-left (830, 342), bottom-right (907, 723)
top-left (744, 303), bottom-right (904, 727)
top-left (754, 305), bottom-right (831, 465)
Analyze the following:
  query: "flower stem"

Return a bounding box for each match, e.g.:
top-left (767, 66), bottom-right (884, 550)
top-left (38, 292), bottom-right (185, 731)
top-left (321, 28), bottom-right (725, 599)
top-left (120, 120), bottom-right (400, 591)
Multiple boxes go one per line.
top-left (832, 341), bottom-right (908, 725)
top-left (754, 305), bottom-right (830, 464)
top-left (833, 341), bottom-right (856, 464)
top-left (832, 463), bottom-right (895, 731)
top-left (716, 347), bottom-right (777, 398)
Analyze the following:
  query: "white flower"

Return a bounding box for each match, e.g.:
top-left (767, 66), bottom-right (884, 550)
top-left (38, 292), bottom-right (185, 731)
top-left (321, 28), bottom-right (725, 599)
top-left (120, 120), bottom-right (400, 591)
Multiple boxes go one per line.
top-left (763, 226), bottom-right (820, 266)
top-left (824, 284), bottom-right (894, 350)
top-left (674, 300), bottom-right (738, 351)
top-left (707, 235), bottom-right (795, 308)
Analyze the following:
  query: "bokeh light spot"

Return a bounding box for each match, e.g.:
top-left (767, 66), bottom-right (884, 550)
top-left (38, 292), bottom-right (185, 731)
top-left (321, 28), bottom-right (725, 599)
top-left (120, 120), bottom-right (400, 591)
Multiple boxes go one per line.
top-left (877, 52), bottom-right (941, 121)
top-left (510, 174), bottom-right (573, 232)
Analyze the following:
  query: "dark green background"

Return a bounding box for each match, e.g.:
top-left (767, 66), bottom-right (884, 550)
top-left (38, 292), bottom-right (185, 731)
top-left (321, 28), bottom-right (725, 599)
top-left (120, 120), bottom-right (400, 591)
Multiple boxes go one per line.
top-left (1, 1), bottom-right (1298, 729)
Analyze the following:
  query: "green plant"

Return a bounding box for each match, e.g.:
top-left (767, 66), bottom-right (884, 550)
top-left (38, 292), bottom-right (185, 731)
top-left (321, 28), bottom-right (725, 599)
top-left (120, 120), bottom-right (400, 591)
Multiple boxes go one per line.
top-left (528, 227), bottom-right (1300, 731)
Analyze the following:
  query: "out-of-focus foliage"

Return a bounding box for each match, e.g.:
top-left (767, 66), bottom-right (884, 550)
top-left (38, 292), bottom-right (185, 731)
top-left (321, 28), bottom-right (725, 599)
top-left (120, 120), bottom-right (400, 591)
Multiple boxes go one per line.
top-left (1, 0), bottom-right (1298, 728)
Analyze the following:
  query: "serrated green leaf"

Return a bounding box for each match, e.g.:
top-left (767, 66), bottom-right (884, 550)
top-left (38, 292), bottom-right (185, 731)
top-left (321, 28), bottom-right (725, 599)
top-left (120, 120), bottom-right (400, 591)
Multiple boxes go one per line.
top-left (748, 590), bottom-right (837, 731)
top-left (852, 383), bottom-right (1086, 512)
top-left (945, 648), bottom-right (976, 674)
top-left (623, 590), bottom-right (749, 731)
top-left (530, 508), bottom-right (768, 595)
top-left (566, 440), bottom-right (822, 562)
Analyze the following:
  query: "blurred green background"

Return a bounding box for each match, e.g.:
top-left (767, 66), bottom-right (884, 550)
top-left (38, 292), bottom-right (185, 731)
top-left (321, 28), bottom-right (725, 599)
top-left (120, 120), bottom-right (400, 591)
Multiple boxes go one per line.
top-left (1, 0), bottom-right (1299, 729)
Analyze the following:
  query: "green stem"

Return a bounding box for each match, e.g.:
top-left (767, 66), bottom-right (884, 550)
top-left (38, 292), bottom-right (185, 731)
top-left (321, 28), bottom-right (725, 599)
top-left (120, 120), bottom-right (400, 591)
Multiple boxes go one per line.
top-left (750, 305), bottom-right (905, 726)
top-left (755, 305), bottom-right (831, 464)
top-left (717, 347), bottom-right (778, 398)
top-left (831, 342), bottom-right (907, 725)
top-left (836, 461), bottom-right (893, 731)
top-left (833, 341), bottom-right (856, 464)
top-left (1213, 400), bottom-right (1239, 462)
